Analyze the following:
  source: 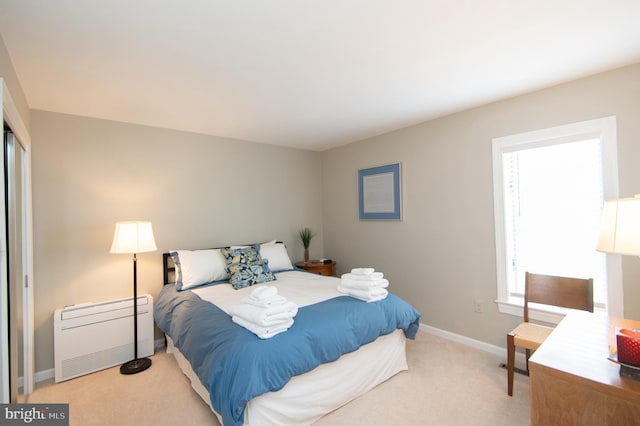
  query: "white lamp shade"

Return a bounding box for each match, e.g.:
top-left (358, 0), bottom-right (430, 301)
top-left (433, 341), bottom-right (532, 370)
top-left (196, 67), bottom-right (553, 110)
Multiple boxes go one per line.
top-left (597, 197), bottom-right (640, 256)
top-left (110, 221), bottom-right (157, 254)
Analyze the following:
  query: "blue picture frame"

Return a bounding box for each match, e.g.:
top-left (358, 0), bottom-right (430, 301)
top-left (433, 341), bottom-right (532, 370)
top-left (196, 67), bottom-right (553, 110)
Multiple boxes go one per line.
top-left (358, 163), bottom-right (401, 220)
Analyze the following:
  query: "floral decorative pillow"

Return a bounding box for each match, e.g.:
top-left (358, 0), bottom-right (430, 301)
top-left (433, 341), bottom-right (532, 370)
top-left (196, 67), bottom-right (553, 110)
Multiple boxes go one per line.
top-left (221, 245), bottom-right (276, 289)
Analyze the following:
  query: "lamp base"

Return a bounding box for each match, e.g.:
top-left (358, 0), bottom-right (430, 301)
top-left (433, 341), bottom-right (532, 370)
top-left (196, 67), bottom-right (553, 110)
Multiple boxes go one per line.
top-left (120, 357), bottom-right (152, 375)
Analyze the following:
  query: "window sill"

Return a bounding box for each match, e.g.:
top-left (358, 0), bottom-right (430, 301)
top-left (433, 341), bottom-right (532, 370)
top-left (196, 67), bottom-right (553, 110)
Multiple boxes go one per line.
top-left (497, 298), bottom-right (572, 325)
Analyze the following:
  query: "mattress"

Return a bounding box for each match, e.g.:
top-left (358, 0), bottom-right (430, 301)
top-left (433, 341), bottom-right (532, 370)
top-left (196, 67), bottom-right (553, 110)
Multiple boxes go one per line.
top-left (155, 270), bottom-right (420, 425)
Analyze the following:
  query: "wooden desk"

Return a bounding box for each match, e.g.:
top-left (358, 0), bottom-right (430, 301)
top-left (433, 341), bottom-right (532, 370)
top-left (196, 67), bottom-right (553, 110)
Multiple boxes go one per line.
top-left (529, 310), bottom-right (640, 425)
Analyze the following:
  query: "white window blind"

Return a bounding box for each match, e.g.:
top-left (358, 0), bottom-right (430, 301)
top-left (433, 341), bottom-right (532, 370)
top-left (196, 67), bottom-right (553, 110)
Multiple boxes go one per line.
top-left (502, 139), bottom-right (606, 306)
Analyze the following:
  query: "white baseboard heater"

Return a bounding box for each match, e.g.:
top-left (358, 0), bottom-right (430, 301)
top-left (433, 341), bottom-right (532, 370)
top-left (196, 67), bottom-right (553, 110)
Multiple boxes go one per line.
top-left (54, 294), bottom-right (154, 382)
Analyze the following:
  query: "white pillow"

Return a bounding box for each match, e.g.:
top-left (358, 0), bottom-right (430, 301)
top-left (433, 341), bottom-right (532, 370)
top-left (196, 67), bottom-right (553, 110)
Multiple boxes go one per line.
top-left (173, 249), bottom-right (229, 290)
top-left (259, 242), bottom-right (293, 272)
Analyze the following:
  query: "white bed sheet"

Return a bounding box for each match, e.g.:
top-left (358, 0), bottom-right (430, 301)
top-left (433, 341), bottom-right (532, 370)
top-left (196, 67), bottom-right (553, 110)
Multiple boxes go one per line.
top-left (192, 270), bottom-right (343, 313)
top-left (167, 329), bottom-right (407, 425)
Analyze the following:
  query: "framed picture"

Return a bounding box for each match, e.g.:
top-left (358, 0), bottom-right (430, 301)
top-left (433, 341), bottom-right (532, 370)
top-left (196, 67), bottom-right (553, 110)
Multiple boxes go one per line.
top-left (358, 163), bottom-right (402, 220)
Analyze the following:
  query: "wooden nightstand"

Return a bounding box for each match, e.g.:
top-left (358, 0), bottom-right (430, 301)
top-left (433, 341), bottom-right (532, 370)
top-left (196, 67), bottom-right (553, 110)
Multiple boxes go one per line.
top-left (295, 260), bottom-right (336, 276)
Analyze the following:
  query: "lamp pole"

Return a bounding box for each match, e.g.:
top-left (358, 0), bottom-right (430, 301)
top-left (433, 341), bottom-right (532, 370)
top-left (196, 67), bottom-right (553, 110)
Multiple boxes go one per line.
top-left (132, 253), bottom-right (139, 361)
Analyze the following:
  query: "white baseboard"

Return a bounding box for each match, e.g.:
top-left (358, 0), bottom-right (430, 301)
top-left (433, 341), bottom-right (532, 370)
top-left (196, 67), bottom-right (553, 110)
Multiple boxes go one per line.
top-left (35, 368), bottom-right (54, 383)
top-left (419, 322), bottom-right (526, 366)
top-left (19, 368), bottom-right (54, 388)
top-left (154, 337), bottom-right (166, 352)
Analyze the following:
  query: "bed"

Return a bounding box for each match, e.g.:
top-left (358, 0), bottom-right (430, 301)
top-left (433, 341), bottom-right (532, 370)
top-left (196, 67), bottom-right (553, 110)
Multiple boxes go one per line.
top-left (154, 243), bottom-right (420, 425)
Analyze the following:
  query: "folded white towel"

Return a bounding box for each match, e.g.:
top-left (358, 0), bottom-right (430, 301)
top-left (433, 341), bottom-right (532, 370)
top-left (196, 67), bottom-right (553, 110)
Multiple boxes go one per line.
top-left (341, 272), bottom-right (384, 281)
top-left (248, 286), bottom-right (278, 301)
top-left (233, 315), bottom-right (294, 339)
top-left (341, 277), bottom-right (389, 290)
top-left (337, 285), bottom-right (388, 303)
top-left (229, 301), bottom-right (298, 327)
top-left (351, 267), bottom-right (375, 275)
top-left (241, 294), bottom-right (287, 308)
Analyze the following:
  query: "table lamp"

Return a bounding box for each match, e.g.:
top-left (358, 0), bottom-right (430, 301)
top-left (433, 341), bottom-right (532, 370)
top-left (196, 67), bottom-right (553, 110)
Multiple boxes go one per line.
top-left (597, 195), bottom-right (640, 256)
top-left (110, 221), bottom-right (157, 374)
top-left (597, 195), bottom-right (640, 368)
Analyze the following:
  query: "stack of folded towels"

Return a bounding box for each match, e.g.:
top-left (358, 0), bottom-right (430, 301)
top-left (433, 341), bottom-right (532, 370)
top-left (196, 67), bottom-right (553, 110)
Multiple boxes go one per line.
top-left (338, 267), bottom-right (389, 302)
top-left (229, 286), bottom-right (298, 339)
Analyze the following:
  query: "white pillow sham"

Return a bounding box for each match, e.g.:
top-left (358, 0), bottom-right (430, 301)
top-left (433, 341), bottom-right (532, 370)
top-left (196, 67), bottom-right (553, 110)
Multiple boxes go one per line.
top-left (259, 242), bottom-right (294, 272)
top-left (172, 249), bottom-right (229, 291)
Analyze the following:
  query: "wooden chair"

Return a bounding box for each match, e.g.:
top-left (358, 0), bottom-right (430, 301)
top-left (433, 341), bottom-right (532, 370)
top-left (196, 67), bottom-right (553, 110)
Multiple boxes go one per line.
top-left (507, 272), bottom-right (593, 396)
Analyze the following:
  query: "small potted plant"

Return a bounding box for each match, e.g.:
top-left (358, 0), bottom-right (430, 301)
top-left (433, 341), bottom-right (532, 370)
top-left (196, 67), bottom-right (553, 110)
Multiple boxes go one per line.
top-left (299, 227), bottom-right (315, 263)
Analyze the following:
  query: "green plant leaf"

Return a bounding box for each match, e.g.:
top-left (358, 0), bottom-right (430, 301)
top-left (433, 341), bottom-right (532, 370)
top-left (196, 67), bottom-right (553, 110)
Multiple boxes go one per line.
top-left (299, 227), bottom-right (314, 249)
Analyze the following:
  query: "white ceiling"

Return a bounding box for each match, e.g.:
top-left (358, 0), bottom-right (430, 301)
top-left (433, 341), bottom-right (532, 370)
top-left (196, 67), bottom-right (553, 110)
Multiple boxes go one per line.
top-left (1, 1), bottom-right (639, 151)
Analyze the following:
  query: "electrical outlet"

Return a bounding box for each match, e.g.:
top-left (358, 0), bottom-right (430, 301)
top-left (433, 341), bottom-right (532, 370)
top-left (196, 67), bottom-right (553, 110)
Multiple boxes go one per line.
top-left (474, 300), bottom-right (484, 313)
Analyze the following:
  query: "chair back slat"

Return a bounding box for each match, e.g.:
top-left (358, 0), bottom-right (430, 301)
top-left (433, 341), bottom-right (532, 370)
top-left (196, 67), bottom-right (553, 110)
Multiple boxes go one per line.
top-left (524, 272), bottom-right (594, 322)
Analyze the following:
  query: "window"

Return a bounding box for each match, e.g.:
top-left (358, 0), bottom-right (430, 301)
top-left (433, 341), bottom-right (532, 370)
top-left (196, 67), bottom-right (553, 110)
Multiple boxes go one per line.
top-left (492, 117), bottom-right (621, 322)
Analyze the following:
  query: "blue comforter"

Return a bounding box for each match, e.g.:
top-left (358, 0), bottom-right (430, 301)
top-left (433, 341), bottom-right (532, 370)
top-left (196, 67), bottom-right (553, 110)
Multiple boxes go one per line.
top-left (154, 284), bottom-right (420, 426)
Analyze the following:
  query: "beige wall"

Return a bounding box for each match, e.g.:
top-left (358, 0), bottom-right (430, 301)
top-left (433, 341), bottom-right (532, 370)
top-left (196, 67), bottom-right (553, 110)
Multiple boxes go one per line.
top-left (321, 63), bottom-right (640, 348)
top-left (31, 111), bottom-right (324, 372)
top-left (0, 33), bottom-right (30, 131)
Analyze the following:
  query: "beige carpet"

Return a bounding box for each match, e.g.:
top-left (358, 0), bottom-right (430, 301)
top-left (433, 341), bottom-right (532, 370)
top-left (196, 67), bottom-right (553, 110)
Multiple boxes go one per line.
top-left (22, 331), bottom-right (530, 425)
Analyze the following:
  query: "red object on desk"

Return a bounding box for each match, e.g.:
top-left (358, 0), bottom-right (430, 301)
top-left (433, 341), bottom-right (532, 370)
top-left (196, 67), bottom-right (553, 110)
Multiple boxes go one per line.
top-left (617, 328), bottom-right (640, 367)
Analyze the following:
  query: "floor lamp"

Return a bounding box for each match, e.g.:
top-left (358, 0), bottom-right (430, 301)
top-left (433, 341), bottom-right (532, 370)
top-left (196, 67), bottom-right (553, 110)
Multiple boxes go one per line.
top-left (110, 221), bottom-right (157, 375)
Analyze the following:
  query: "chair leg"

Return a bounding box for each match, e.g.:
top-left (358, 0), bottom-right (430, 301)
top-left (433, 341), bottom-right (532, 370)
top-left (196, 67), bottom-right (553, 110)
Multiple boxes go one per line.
top-left (526, 348), bottom-right (531, 374)
top-left (507, 333), bottom-right (515, 396)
